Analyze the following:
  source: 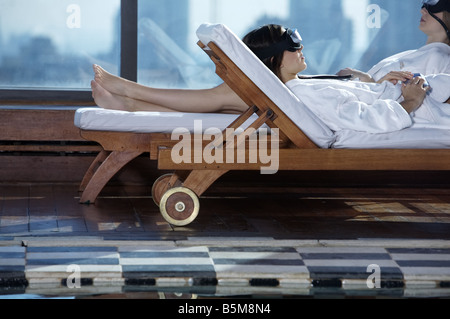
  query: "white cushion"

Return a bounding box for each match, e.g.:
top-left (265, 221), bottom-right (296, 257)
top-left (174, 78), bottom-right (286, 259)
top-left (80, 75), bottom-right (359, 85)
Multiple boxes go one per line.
top-left (74, 108), bottom-right (252, 133)
top-left (334, 127), bottom-right (450, 149)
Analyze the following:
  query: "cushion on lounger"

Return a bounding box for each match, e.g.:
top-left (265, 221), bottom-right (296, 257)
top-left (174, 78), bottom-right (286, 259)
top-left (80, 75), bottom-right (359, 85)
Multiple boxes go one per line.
top-left (334, 126), bottom-right (450, 149)
top-left (74, 108), bottom-right (258, 133)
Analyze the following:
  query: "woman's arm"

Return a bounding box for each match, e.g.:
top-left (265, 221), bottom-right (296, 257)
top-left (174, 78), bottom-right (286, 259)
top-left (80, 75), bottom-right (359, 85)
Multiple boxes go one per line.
top-left (336, 68), bottom-right (374, 82)
top-left (337, 68), bottom-right (414, 85)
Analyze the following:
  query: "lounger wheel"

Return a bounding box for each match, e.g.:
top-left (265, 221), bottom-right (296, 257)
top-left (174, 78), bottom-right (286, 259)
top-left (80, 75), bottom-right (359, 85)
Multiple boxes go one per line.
top-left (152, 174), bottom-right (180, 206)
top-left (159, 187), bottom-right (200, 226)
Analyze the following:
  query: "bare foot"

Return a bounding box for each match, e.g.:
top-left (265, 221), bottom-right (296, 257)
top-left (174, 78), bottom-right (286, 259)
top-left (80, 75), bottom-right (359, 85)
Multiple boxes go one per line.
top-left (93, 64), bottom-right (131, 97)
top-left (91, 80), bottom-right (129, 111)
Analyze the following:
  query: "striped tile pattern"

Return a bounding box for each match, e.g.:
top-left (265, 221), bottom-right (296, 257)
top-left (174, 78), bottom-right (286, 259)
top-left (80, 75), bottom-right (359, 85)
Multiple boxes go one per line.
top-left (120, 246), bottom-right (215, 283)
top-left (209, 247), bottom-right (308, 282)
top-left (0, 247), bottom-right (26, 278)
top-left (0, 247), bottom-right (27, 289)
top-left (0, 243), bottom-right (449, 297)
top-left (26, 247), bottom-right (121, 282)
top-left (388, 248), bottom-right (450, 282)
top-left (299, 247), bottom-right (403, 283)
top-left (0, 247), bottom-right (25, 271)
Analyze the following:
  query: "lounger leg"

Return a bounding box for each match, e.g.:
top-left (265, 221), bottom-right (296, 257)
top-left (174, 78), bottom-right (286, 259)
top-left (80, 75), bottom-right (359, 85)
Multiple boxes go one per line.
top-left (79, 150), bottom-right (111, 192)
top-left (79, 150), bottom-right (143, 204)
top-left (183, 169), bottom-right (229, 196)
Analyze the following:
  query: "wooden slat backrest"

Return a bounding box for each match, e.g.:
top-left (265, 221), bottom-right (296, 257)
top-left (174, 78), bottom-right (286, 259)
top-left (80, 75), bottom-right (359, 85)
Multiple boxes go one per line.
top-left (198, 41), bottom-right (318, 149)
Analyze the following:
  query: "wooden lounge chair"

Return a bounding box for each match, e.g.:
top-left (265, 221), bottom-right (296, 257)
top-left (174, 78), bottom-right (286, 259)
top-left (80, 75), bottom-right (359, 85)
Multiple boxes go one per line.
top-left (76, 23), bottom-right (450, 226)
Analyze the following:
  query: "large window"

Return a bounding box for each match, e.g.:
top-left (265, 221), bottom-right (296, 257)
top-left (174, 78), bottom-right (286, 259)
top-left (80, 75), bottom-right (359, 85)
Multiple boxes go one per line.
top-left (0, 0), bottom-right (120, 89)
top-left (0, 0), bottom-right (427, 102)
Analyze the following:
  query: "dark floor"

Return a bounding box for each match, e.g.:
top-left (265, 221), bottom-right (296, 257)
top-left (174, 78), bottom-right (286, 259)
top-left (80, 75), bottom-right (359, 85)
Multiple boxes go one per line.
top-left (1, 181), bottom-right (450, 299)
top-left (1, 182), bottom-right (449, 241)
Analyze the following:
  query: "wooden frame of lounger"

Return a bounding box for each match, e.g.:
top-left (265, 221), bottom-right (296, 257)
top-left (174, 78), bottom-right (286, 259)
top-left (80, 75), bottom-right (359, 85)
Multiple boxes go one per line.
top-left (79, 40), bottom-right (450, 225)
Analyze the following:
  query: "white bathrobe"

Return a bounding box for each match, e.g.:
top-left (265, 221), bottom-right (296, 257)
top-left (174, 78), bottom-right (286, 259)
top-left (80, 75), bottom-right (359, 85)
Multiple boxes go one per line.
top-left (285, 43), bottom-right (450, 134)
top-left (368, 42), bottom-right (450, 80)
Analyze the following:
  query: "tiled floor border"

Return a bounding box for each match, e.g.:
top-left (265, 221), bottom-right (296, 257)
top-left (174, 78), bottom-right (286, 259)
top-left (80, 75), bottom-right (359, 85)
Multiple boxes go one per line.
top-left (1, 239), bottom-right (450, 298)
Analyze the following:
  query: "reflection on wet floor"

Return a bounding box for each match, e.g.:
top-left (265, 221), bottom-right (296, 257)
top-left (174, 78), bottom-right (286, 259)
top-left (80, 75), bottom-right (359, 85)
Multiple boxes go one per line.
top-left (1, 184), bottom-right (450, 240)
top-left (2, 285), bottom-right (450, 299)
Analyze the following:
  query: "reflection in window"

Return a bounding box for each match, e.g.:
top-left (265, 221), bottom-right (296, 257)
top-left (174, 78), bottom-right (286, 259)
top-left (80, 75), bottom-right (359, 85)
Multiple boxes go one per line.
top-left (0, 0), bottom-right (120, 89)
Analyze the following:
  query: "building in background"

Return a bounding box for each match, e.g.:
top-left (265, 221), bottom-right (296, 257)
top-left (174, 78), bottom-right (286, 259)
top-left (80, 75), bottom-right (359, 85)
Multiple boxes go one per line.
top-left (358, 0), bottom-right (427, 72)
top-left (0, 0), bottom-right (430, 90)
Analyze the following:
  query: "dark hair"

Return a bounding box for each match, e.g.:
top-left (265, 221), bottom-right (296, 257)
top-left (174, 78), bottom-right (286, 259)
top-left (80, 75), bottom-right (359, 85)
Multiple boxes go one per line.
top-left (242, 24), bottom-right (286, 79)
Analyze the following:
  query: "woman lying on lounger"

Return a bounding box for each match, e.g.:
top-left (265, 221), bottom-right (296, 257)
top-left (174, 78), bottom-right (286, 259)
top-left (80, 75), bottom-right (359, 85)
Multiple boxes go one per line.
top-left (337, 0), bottom-right (450, 84)
top-left (91, 1), bottom-right (450, 133)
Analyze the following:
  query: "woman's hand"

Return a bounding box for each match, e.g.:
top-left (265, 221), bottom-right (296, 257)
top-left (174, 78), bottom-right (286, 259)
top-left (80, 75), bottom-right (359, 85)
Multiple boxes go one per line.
top-left (400, 76), bottom-right (430, 113)
top-left (376, 71), bottom-right (414, 85)
top-left (336, 68), bottom-right (374, 83)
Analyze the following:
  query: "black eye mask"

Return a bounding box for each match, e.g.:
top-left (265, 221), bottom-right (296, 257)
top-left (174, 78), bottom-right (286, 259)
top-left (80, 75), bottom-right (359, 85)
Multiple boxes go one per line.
top-left (254, 29), bottom-right (303, 60)
top-left (422, 0), bottom-right (450, 40)
top-left (423, 0), bottom-right (450, 13)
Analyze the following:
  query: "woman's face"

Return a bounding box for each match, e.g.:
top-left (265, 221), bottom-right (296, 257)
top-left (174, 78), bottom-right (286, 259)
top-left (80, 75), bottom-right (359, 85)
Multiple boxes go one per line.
top-left (420, 8), bottom-right (447, 39)
top-left (280, 45), bottom-right (307, 81)
top-left (277, 28), bottom-right (307, 82)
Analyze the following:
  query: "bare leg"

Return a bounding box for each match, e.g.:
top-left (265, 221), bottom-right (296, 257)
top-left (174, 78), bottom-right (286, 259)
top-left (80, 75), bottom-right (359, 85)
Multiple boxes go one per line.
top-left (93, 64), bottom-right (248, 113)
top-left (93, 64), bottom-right (133, 97)
top-left (91, 80), bottom-right (176, 112)
top-left (91, 80), bottom-right (128, 110)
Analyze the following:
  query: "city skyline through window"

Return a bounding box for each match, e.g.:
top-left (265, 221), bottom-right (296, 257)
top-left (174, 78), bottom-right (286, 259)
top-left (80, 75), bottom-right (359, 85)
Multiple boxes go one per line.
top-left (0, 0), bottom-right (427, 95)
